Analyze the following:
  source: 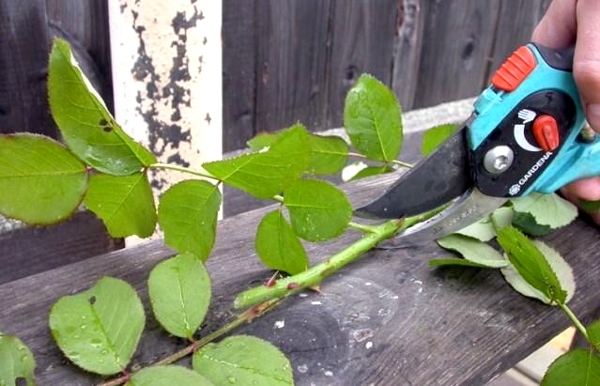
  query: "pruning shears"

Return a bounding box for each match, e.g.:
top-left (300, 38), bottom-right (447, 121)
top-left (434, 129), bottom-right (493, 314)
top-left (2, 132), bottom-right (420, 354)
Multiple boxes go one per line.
top-left (355, 43), bottom-right (596, 245)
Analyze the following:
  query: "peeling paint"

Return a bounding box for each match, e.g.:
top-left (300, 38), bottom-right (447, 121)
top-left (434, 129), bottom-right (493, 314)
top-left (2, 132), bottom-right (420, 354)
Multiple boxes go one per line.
top-left (109, 0), bottom-right (222, 190)
top-left (109, 0), bottom-right (222, 242)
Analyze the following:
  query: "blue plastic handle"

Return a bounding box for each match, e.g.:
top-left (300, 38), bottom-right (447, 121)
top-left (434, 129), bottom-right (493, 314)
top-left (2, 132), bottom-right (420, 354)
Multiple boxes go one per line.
top-left (467, 43), bottom-right (600, 196)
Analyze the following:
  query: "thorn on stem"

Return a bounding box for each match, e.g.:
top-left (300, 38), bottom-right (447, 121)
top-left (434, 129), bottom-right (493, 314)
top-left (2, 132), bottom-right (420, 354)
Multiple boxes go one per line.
top-left (309, 285), bottom-right (323, 295)
top-left (264, 271), bottom-right (280, 287)
top-left (287, 282), bottom-right (299, 290)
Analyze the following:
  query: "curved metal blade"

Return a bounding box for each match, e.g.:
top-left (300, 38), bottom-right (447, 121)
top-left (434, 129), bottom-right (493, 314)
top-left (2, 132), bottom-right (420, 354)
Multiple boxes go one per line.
top-left (377, 188), bottom-right (507, 249)
top-left (355, 126), bottom-right (471, 219)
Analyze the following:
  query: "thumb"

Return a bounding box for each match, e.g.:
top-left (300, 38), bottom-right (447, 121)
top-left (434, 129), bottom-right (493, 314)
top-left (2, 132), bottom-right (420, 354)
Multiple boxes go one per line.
top-left (573, 0), bottom-right (600, 132)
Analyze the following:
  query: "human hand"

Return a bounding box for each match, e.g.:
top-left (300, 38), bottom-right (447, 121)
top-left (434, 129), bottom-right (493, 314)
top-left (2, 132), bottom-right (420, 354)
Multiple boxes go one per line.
top-left (532, 0), bottom-right (600, 224)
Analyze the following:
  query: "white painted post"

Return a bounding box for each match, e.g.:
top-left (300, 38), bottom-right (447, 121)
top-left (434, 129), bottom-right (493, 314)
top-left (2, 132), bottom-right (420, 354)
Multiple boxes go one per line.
top-left (108, 0), bottom-right (223, 243)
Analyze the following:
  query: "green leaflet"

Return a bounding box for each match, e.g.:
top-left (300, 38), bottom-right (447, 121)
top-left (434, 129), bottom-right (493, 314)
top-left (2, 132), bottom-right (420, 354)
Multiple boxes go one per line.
top-left (305, 133), bottom-right (348, 175)
top-left (0, 332), bottom-right (36, 386)
top-left (256, 209), bottom-right (309, 275)
top-left (284, 179), bottom-right (352, 242)
top-left (501, 240), bottom-right (576, 305)
top-left (421, 123), bottom-right (458, 156)
top-left (48, 277), bottom-right (145, 375)
top-left (192, 335), bottom-right (293, 385)
top-left (204, 125), bottom-right (310, 199)
top-left (126, 365), bottom-right (214, 386)
top-left (511, 212), bottom-right (552, 237)
top-left (344, 74), bottom-right (402, 162)
top-left (248, 127), bottom-right (348, 176)
top-left (496, 226), bottom-right (567, 305)
top-left (48, 38), bottom-right (155, 175)
top-left (541, 349), bottom-right (600, 386)
top-left (84, 172), bottom-right (157, 238)
top-left (587, 320), bottom-right (600, 352)
top-left (158, 180), bottom-right (221, 261)
top-left (455, 207), bottom-right (514, 242)
top-left (436, 234), bottom-right (508, 268)
top-left (0, 134), bottom-right (88, 225)
top-left (428, 258), bottom-right (503, 269)
top-left (510, 193), bottom-right (577, 229)
top-left (148, 254), bottom-right (211, 339)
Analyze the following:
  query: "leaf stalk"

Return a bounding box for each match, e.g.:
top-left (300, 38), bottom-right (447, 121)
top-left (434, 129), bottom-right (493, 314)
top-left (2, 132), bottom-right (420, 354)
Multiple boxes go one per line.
top-left (559, 302), bottom-right (589, 341)
top-left (148, 163), bottom-right (217, 180)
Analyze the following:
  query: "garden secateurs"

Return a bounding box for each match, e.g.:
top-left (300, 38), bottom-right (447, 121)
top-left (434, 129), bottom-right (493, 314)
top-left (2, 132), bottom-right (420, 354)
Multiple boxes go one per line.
top-left (355, 43), bottom-right (597, 245)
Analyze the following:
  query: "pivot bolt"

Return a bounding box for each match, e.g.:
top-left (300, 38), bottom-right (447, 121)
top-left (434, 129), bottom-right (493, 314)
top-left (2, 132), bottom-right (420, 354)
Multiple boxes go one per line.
top-left (484, 145), bottom-right (514, 174)
top-left (578, 124), bottom-right (596, 143)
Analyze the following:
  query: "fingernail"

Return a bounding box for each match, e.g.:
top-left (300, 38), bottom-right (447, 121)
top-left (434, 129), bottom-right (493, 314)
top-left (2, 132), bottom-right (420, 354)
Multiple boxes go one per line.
top-left (586, 103), bottom-right (600, 131)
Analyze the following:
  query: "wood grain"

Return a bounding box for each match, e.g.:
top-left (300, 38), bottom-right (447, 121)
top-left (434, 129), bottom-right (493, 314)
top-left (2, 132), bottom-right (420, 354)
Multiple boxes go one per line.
top-left (0, 212), bottom-right (123, 286)
top-left (0, 1), bottom-right (55, 137)
top-left (326, 0), bottom-right (398, 128)
top-left (2, 170), bottom-right (599, 385)
top-left (222, 0), bottom-right (258, 151)
top-left (254, 0), bottom-right (331, 134)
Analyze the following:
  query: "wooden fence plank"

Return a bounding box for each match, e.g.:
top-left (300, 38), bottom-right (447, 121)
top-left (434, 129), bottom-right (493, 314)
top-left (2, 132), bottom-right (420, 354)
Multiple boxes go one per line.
top-left (254, 0), bottom-right (331, 134)
top-left (0, 1), bottom-right (55, 137)
top-left (392, 0), bottom-right (427, 110)
top-left (326, 0), bottom-right (398, 128)
top-left (410, 0), bottom-right (501, 108)
top-left (222, 0), bottom-right (257, 150)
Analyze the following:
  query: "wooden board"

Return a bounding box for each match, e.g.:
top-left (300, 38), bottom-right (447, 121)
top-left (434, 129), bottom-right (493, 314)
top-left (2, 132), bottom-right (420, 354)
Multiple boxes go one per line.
top-left (0, 212), bottom-right (123, 285)
top-left (254, 0), bottom-right (332, 135)
top-left (2, 168), bottom-right (599, 385)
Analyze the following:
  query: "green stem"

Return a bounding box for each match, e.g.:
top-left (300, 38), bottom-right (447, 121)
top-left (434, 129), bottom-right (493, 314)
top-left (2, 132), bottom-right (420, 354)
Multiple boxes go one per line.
top-left (96, 298), bottom-right (282, 386)
top-left (234, 211), bottom-right (437, 309)
top-left (558, 302), bottom-right (588, 341)
top-left (391, 159), bottom-right (413, 169)
top-left (347, 152), bottom-right (412, 169)
top-left (149, 163), bottom-right (216, 180)
top-left (347, 221), bottom-right (381, 234)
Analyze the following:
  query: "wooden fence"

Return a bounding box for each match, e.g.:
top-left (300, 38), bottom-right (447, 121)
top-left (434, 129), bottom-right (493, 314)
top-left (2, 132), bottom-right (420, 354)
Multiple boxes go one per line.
top-left (2, 0), bottom-right (550, 152)
top-left (222, 0), bottom-right (551, 150)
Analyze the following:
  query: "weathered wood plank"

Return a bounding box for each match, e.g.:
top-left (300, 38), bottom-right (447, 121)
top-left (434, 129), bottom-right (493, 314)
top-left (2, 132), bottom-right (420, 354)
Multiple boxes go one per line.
top-left (392, 0), bottom-right (427, 110)
top-left (0, 212), bottom-right (124, 285)
top-left (0, 1), bottom-right (55, 137)
top-left (326, 0), bottom-right (398, 128)
top-left (222, 0), bottom-right (258, 151)
top-left (254, 0), bottom-right (331, 134)
top-left (2, 160), bottom-right (599, 385)
top-left (411, 0), bottom-right (501, 108)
